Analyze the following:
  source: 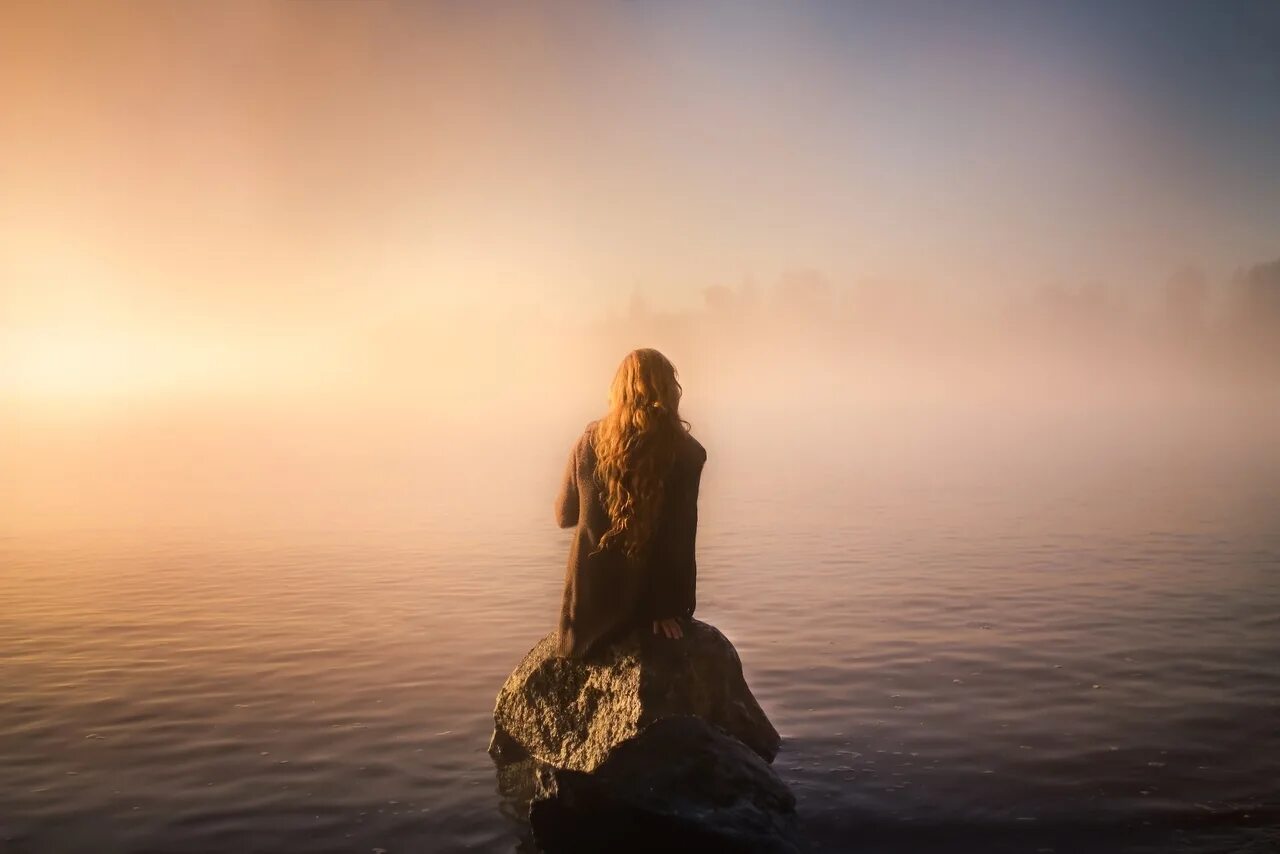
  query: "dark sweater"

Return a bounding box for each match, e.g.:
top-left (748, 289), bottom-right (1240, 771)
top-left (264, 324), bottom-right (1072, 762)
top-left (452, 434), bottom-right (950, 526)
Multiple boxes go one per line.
top-left (554, 420), bottom-right (707, 660)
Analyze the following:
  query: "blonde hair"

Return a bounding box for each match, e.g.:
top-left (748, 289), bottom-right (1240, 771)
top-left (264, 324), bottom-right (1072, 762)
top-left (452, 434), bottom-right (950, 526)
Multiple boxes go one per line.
top-left (590, 348), bottom-right (690, 561)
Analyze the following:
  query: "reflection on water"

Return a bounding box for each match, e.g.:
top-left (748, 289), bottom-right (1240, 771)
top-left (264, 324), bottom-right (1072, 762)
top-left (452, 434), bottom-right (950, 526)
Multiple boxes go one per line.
top-left (2, 422), bottom-right (1278, 853)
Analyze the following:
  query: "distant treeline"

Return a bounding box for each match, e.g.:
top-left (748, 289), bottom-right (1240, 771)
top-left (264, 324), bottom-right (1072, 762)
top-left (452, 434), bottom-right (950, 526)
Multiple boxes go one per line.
top-left (586, 257), bottom-right (1280, 389)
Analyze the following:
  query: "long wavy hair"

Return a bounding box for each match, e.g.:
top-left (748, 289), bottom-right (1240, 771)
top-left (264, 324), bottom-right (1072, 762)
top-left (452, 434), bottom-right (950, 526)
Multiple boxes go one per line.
top-left (590, 348), bottom-right (691, 561)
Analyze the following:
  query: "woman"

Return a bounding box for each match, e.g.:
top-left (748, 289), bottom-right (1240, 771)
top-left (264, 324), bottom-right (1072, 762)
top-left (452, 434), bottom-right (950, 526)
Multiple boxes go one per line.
top-left (554, 348), bottom-right (708, 660)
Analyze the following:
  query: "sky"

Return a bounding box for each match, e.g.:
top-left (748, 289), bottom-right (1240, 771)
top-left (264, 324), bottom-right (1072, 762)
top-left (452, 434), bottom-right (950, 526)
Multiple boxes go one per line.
top-left (2, 1), bottom-right (1278, 533)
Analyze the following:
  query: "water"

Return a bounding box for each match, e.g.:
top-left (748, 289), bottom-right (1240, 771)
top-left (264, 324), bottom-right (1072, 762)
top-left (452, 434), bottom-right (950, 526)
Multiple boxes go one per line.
top-left (3, 411), bottom-right (1278, 853)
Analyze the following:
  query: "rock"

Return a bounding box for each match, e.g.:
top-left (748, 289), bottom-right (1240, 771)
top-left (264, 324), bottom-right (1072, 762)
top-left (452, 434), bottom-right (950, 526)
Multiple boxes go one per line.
top-left (488, 619), bottom-right (780, 772)
top-left (529, 715), bottom-right (800, 854)
top-left (488, 620), bottom-right (796, 851)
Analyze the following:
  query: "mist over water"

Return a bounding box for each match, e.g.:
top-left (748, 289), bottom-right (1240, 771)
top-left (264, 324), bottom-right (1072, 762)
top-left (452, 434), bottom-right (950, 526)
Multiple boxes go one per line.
top-left (4, 2), bottom-right (1279, 850)
top-left (4, 305), bottom-right (1279, 851)
top-left (6, 262), bottom-right (1279, 537)
top-left (5, 270), bottom-right (1279, 851)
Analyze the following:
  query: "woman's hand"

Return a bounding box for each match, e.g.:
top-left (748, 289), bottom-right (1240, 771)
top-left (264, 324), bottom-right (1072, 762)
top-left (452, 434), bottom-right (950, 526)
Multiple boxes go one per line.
top-left (652, 617), bottom-right (684, 640)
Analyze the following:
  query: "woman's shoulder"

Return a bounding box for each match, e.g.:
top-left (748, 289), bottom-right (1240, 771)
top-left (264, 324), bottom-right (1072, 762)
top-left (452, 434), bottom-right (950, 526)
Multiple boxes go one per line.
top-left (682, 430), bottom-right (707, 464)
top-left (574, 420), bottom-right (600, 455)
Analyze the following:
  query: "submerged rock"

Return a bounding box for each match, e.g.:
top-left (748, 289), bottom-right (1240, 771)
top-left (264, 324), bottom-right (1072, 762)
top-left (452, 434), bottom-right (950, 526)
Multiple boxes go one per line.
top-left (487, 619), bottom-right (781, 772)
top-left (529, 715), bottom-right (799, 854)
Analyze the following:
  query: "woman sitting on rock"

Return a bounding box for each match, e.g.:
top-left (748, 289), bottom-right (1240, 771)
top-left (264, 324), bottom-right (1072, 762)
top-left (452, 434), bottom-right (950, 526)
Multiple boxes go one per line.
top-left (554, 348), bottom-right (708, 660)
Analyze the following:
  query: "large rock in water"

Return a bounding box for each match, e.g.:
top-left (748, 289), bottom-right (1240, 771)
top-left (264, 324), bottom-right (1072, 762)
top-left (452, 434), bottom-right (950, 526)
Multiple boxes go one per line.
top-left (487, 618), bottom-right (780, 771)
top-left (529, 715), bottom-right (799, 854)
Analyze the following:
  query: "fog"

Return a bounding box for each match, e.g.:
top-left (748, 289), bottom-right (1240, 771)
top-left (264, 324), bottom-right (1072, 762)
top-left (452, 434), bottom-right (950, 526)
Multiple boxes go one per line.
top-left (5, 260), bottom-right (1278, 538)
top-left (3, 2), bottom-right (1278, 539)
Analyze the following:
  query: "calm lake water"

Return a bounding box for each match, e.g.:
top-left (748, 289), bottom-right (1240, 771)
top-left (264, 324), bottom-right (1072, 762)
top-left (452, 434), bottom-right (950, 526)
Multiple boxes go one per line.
top-left (3, 407), bottom-right (1279, 853)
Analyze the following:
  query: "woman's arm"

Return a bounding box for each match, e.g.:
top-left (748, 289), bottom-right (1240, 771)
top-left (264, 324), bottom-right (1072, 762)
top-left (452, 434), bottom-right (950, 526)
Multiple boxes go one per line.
top-left (554, 437), bottom-right (580, 529)
top-left (650, 445), bottom-right (706, 621)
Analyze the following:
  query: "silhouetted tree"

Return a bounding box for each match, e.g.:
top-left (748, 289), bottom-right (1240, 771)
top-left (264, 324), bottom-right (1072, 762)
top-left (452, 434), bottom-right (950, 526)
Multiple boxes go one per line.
top-left (1225, 258), bottom-right (1280, 367)
top-left (774, 269), bottom-right (831, 317)
top-left (1164, 264), bottom-right (1208, 338)
top-left (1235, 258), bottom-right (1280, 321)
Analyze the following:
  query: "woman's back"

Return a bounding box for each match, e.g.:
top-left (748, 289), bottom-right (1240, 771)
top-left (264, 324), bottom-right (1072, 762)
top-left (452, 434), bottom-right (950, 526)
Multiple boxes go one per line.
top-left (555, 419), bottom-right (707, 659)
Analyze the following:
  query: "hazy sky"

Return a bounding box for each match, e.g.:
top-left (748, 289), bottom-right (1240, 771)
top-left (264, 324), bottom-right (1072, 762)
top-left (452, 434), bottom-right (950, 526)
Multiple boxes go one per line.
top-left (3, 1), bottom-right (1279, 397)
top-left (3, 1), bottom-right (1278, 532)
